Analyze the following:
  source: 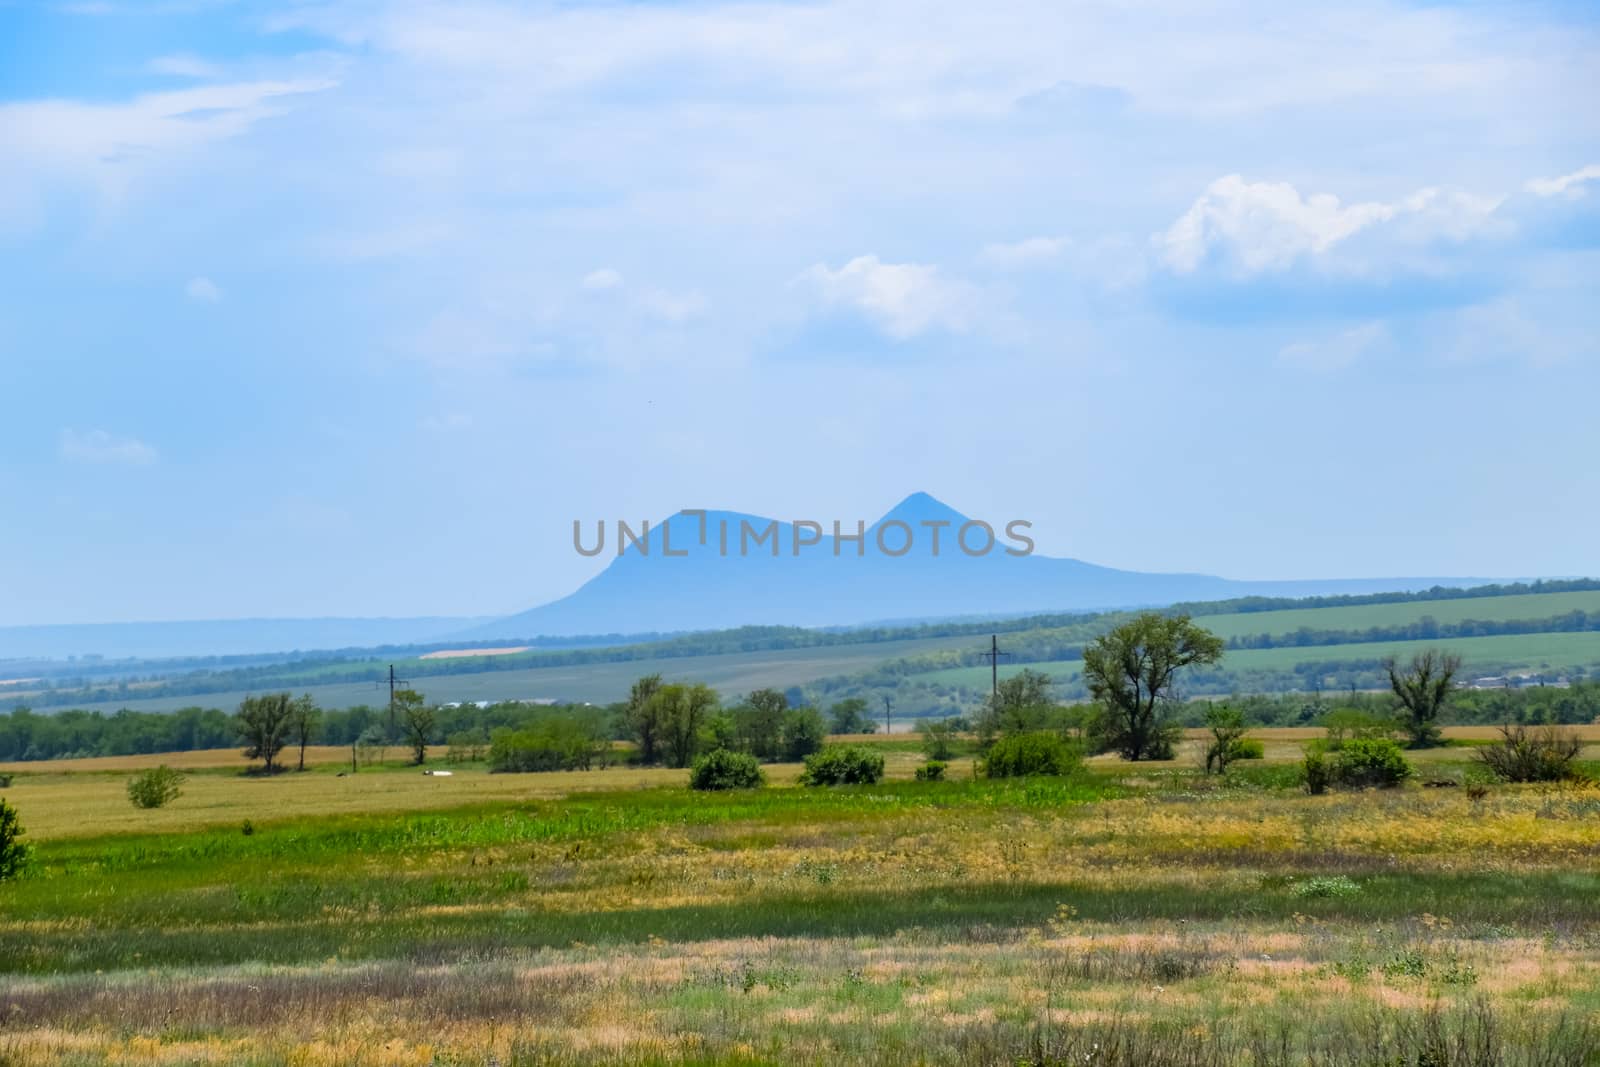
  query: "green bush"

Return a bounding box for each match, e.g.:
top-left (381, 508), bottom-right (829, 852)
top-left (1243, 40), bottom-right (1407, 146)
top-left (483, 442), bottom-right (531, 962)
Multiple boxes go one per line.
top-left (1333, 738), bottom-right (1413, 788)
top-left (488, 716), bottom-right (609, 773)
top-left (126, 765), bottom-right (186, 810)
top-left (0, 798), bottom-right (29, 881)
top-left (1303, 749), bottom-right (1331, 795)
top-left (914, 760), bottom-right (947, 781)
top-left (0, 774), bottom-right (12, 788)
top-left (689, 748), bottom-right (765, 790)
top-left (799, 745), bottom-right (884, 786)
top-left (981, 732), bottom-right (1081, 779)
top-left (1231, 737), bottom-right (1264, 760)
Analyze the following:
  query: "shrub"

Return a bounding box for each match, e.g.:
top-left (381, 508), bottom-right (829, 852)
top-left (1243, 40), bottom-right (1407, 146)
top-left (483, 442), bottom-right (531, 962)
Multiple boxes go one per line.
top-left (982, 732), bottom-right (1081, 779)
top-left (0, 774), bottom-right (11, 788)
top-left (126, 765), bottom-right (185, 809)
top-left (800, 745), bottom-right (884, 786)
top-left (1303, 749), bottom-right (1330, 795)
top-left (1476, 724), bottom-right (1584, 782)
top-left (914, 760), bottom-right (947, 781)
top-left (1290, 875), bottom-right (1362, 899)
top-left (689, 748), bottom-right (765, 790)
top-left (919, 718), bottom-right (958, 760)
top-left (1231, 737), bottom-right (1265, 760)
top-left (1333, 737), bottom-right (1413, 788)
top-left (488, 716), bottom-right (609, 773)
top-left (0, 798), bottom-right (29, 881)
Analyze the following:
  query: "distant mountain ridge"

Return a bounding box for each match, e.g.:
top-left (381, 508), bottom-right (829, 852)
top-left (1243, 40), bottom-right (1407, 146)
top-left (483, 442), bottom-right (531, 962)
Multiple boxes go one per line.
top-left (460, 492), bottom-right (1493, 641)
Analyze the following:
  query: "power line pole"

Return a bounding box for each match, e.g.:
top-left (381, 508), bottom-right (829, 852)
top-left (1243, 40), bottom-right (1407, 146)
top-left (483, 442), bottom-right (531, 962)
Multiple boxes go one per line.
top-left (380, 664), bottom-right (411, 741)
top-left (882, 694), bottom-right (893, 735)
top-left (979, 634), bottom-right (1012, 707)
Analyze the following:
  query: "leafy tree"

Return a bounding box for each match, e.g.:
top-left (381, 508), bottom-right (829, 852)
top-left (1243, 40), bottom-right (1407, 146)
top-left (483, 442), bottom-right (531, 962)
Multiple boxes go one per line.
top-left (1082, 614), bottom-right (1224, 761)
top-left (127, 765), bottom-right (185, 809)
top-left (975, 668), bottom-right (1057, 747)
top-left (396, 689), bottom-right (434, 764)
top-left (625, 674), bottom-right (666, 764)
top-left (781, 706), bottom-right (827, 761)
top-left (827, 698), bottom-right (876, 734)
top-left (1202, 705), bottom-right (1248, 775)
top-left (236, 693), bottom-right (295, 774)
top-left (288, 694), bottom-right (320, 772)
top-left (0, 798), bottom-right (30, 881)
top-left (651, 683), bottom-right (719, 768)
top-left (1384, 650), bottom-right (1461, 748)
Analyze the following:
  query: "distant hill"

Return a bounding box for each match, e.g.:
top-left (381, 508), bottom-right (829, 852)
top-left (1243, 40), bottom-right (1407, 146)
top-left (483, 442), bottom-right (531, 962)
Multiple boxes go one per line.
top-left (0, 616), bottom-right (488, 662)
top-left (461, 492), bottom-right (1492, 640)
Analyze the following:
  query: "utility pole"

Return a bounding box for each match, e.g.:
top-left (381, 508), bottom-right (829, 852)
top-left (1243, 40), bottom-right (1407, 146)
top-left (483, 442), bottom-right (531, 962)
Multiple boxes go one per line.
top-left (379, 664), bottom-right (411, 742)
top-left (882, 694), bottom-right (893, 735)
top-left (979, 634), bottom-right (1012, 707)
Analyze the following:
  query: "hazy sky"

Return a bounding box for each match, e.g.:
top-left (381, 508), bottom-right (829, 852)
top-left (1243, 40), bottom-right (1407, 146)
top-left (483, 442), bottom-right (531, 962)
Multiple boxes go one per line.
top-left (1, 0), bottom-right (1596, 626)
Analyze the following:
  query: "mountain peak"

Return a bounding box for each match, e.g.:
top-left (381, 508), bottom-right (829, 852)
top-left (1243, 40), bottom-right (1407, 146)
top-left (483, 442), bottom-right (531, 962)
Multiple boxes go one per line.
top-left (875, 491), bottom-right (970, 528)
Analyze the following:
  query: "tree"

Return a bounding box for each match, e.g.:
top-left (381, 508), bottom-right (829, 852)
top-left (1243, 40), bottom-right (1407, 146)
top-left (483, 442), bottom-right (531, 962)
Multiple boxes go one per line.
top-left (288, 694), bottom-right (320, 772)
top-left (625, 674), bottom-right (665, 764)
top-left (827, 697), bottom-right (875, 735)
top-left (1082, 614), bottom-right (1225, 761)
top-left (237, 693), bottom-right (295, 774)
top-left (975, 669), bottom-right (1056, 748)
top-left (1384, 650), bottom-right (1461, 748)
top-left (652, 683), bottom-right (719, 768)
top-left (781, 707), bottom-right (827, 761)
top-left (0, 798), bottom-right (30, 881)
top-left (1202, 705), bottom-right (1247, 775)
top-left (396, 689), bottom-right (434, 764)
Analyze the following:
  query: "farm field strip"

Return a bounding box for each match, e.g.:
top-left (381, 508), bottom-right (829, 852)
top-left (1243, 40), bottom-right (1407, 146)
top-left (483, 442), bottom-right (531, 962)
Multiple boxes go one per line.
top-left (919, 630), bottom-right (1600, 690)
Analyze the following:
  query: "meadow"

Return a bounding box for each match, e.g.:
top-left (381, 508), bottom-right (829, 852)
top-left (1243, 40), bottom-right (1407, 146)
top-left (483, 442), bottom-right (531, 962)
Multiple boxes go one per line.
top-left (2, 732), bottom-right (1598, 1065)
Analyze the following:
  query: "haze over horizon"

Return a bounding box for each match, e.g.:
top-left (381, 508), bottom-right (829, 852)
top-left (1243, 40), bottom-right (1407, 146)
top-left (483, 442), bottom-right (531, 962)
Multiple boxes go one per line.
top-left (2, 2), bottom-right (1597, 628)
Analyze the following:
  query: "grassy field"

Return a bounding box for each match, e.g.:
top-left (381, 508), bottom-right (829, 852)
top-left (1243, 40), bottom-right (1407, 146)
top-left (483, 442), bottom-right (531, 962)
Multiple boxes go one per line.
top-left (1191, 589), bottom-right (1600, 638)
top-left (921, 630), bottom-right (1600, 691)
top-left (1, 732), bottom-right (1598, 1065)
top-left (56, 633), bottom-right (984, 714)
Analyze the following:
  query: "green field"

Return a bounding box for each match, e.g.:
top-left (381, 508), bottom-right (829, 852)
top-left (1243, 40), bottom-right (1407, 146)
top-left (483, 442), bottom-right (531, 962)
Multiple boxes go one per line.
top-left (920, 630), bottom-right (1600, 691)
top-left (61, 633), bottom-right (984, 713)
top-left (1192, 589), bottom-right (1600, 639)
top-left (1, 740), bottom-right (1596, 1065)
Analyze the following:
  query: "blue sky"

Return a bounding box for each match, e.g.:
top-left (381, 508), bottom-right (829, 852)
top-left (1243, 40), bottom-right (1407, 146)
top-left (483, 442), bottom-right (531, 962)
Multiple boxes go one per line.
top-left (0, 0), bottom-right (1596, 626)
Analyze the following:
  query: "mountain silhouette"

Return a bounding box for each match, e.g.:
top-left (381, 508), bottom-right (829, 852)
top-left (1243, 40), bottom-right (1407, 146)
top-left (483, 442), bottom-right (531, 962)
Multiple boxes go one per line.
top-left (460, 493), bottom-right (1486, 640)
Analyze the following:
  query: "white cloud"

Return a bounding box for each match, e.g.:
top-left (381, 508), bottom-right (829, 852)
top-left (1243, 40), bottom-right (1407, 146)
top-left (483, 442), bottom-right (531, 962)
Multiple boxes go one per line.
top-left (582, 268), bottom-right (624, 290)
top-left (978, 236), bottom-right (1068, 270)
top-left (59, 429), bottom-right (158, 466)
top-left (1278, 322), bottom-right (1388, 371)
top-left (148, 54), bottom-right (223, 80)
top-left (1524, 164), bottom-right (1600, 199)
top-left (185, 276), bottom-right (221, 302)
top-left (0, 78), bottom-right (336, 214)
top-left (799, 255), bottom-right (979, 340)
top-left (1156, 175), bottom-right (1502, 276)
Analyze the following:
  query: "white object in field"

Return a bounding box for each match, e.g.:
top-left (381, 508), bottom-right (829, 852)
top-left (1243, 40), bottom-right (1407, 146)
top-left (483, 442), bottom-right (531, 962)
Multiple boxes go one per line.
top-left (423, 769), bottom-right (454, 776)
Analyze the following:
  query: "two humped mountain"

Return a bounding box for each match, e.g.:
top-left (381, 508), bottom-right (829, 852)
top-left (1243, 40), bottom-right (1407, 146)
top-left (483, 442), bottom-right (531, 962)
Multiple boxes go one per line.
top-left (465, 493), bottom-right (1480, 639)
